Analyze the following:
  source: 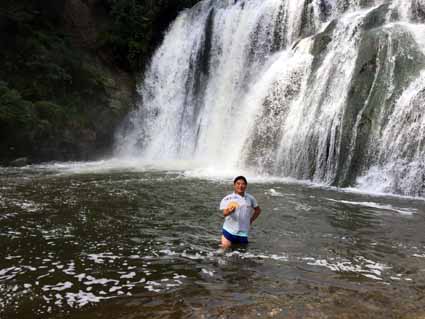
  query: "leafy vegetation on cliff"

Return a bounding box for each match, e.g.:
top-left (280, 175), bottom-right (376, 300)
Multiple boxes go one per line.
top-left (0, 0), bottom-right (127, 162)
top-left (103, 0), bottom-right (201, 70)
top-left (0, 0), bottom-right (200, 164)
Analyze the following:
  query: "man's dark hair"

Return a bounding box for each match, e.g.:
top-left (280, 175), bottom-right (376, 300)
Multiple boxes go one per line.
top-left (233, 176), bottom-right (247, 184)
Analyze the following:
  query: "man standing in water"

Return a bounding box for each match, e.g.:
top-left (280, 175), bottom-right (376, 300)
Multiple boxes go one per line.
top-left (220, 176), bottom-right (261, 249)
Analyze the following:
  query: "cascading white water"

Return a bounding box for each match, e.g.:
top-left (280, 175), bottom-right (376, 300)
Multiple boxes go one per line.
top-left (250, 9), bottom-right (370, 183)
top-left (115, 0), bottom-right (425, 197)
top-left (115, 0), bottom-right (328, 162)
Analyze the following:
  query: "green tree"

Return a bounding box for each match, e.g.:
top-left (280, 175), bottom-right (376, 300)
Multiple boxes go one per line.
top-left (103, 0), bottom-right (200, 70)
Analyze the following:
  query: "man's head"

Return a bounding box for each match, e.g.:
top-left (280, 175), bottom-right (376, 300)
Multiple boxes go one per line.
top-left (233, 176), bottom-right (247, 195)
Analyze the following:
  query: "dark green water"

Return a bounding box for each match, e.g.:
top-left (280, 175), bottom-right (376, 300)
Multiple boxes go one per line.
top-left (1, 163), bottom-right (425, 318)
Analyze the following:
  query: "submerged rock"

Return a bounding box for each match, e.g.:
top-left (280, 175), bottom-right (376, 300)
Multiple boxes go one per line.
top-left (9, 157), bottom-right (29, 167)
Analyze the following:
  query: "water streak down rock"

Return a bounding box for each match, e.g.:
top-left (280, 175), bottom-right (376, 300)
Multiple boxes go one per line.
top-left (116, 0), bottom-right (425, 197)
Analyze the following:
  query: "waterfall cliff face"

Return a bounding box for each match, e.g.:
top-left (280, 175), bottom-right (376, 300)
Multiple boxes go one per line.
top-left (115, 0), bottom-right (425, 197)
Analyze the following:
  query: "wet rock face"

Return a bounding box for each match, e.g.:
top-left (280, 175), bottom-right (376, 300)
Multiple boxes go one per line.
top-left (335, 5), bottom-right (425, 187)
top-left (330, 5), bottom-right (390, 186)
top-left (310, 20), bottom-right (336, 66)
top-left (270, 2), bottom-right (425, 189)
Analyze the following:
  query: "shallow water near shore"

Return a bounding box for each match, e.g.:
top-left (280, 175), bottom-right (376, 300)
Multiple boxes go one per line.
top-left (1, 162), bottom-right (425, 318)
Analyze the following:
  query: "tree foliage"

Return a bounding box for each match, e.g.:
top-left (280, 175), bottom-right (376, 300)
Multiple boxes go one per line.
top-left (103, 0), bottom-right (201, 71)
top-left (0, 0), bottom-right (200, 162)
top-left (0, 0), bottom-right (111, 161)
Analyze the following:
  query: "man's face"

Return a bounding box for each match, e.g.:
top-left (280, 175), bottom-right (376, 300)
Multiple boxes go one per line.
top-left (234, 179), bottom-right (247, 195)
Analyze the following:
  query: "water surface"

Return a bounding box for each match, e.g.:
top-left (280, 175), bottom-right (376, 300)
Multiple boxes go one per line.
top-left (1, 163), bottom-right (425, 318)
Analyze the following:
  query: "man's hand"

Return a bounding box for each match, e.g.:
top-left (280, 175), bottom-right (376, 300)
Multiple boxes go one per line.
top-left (223, 202), bottom-right (238, 217)
top-left (250, 206), bottom-right (261, 224)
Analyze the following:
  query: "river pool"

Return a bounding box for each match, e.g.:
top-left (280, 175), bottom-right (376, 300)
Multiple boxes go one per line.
top-left (1, 162), bottom-right (424, 318)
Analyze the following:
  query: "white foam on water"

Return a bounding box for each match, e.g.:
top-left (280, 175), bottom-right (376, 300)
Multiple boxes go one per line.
top-left (363, 274), bottom-right (382, 280)
top-left (201, 269), bottom-right (215, 277)
top-left (65, 291), bottom-right (111, 308)
top-left (4, 256), bottom-right (189, 311)
top-left (42, 281), bottom-right (73, 292)
top-left (6, 230), bottom-right (21, 236)
top-left (159, 249), bottom-right (178, 256)
top-left (120, 272), bottom-right (136, 279)
top-left (0, 198), bottom-right (43, 213)
top-left (0, 266), bottom-right (18, 276)
top-left (303, 255), bottom-right (391, 281)
top-left (337, 186), bottom-right (425, 203)
top-left (226, 251), bottom-right (289, 261)
top-left (85, 253), bottom-right (121, 264)
top-left (41, 227), bottom-right (74, 240)
top-left (325, 198), bottom-right (417, 215)
top-left (16, 199), bottom-right (43, 212)
top-left (0, 212), bottom-right (18, 221)
top-left (158, 247), bottom-right (290, 263)
top-left (29, 159), bottom-right (214, 175)
top-left (180, 165), bottom-right (315, 186)
top-left (108, 286), bottom-right (122, 293)
top-left (83, 277), bottom-right (119, 286)
top-left (15, 158), bottom-right (425, 201)
top-left (128, 254), bottom-right (141, 259)
top-left (265, 188), bottom-right (284, 197)
top-left (181, 251), bottom-right (206, 260)
top-left (144, 276), bottom-right (186, 292)
top-left (145, 285), bottom-right (161, 293)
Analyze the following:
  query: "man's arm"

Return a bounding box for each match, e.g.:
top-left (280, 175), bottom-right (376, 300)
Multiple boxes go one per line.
top-left (250, 206), bottom-right (261, 224)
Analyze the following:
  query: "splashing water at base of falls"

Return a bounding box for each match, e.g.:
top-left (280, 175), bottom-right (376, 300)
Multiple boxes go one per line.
top-left (115, 0), bottom-right (425, 197)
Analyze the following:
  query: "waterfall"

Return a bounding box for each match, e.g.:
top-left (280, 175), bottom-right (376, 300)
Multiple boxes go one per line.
top-left (115, 0), bottom-right (425, 197)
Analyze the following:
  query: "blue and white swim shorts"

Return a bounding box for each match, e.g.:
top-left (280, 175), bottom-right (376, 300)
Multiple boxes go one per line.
top-left (222, 228), bottom-right (248, 244)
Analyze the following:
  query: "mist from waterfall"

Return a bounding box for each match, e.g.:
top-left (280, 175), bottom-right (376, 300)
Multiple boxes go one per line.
top-left (115, 0), bottom-right (425, 197)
